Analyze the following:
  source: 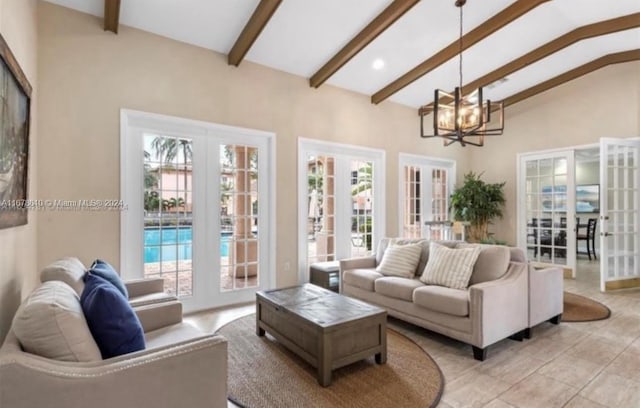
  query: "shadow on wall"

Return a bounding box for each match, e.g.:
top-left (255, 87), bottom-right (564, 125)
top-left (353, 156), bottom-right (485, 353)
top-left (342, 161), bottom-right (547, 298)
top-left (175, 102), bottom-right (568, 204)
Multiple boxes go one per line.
top-left (0, 278), bottom-right (21, 343)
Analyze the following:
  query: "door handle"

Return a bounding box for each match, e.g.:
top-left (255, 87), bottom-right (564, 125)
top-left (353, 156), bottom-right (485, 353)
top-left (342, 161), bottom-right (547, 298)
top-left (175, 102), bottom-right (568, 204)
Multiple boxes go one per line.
top-left (601, 232), bottom-right (612, 237)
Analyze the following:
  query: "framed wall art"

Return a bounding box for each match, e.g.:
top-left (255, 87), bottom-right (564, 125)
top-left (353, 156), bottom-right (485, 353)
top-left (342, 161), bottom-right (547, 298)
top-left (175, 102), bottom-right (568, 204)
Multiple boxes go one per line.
top-left (0, 32), bottom-right (32, 229)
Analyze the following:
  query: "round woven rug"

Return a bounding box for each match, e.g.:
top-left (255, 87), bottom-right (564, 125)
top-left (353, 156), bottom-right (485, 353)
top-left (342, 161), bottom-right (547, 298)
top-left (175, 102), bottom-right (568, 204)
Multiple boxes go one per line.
top-left (218, 314), bottom-right (444, 408)
top-left (562, 291), bottom-right (611, 322)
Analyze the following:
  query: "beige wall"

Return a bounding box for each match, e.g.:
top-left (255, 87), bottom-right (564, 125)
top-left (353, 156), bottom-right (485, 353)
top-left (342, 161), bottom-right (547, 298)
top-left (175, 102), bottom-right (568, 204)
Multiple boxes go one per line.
top-left (0, 0), bottom-right (38, 342)
top-left (470, 61), bottom-right (640, 245)
top-left (37, 3), bottom-right (468, 288)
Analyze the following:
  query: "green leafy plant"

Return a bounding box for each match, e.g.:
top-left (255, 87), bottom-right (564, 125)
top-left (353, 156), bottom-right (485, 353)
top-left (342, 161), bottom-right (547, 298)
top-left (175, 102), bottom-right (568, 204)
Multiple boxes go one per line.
top-left (450, 172), bottom-right (506, 242)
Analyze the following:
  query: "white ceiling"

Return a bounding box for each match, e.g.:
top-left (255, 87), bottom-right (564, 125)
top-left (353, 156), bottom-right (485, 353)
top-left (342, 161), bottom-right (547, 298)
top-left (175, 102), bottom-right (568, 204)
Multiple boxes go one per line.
top-left (44, 0), bottom-right (640, 109)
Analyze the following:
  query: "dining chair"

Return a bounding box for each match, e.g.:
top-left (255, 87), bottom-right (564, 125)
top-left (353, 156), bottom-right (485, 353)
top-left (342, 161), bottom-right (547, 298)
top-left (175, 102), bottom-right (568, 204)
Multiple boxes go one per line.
top-left (577, 218), bottom-right (598, 260)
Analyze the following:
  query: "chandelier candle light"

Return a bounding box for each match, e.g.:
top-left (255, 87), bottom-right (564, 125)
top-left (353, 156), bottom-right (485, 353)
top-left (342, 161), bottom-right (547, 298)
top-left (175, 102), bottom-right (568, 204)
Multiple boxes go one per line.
top-left (420, 0), bottom-right (504, 147)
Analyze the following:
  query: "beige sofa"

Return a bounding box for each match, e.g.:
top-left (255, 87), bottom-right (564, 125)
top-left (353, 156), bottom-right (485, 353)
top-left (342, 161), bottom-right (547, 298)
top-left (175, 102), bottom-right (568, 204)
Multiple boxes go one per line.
top-left (0, 263), bottom-right (228, 408)
top-left (339, 239), bottom-right (529, 360)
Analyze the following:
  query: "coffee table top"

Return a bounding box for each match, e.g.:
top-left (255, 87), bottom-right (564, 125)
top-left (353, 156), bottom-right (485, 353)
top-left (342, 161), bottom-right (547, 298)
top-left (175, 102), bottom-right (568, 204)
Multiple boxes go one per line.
top-left (257, 284), bottom-right (386, 328)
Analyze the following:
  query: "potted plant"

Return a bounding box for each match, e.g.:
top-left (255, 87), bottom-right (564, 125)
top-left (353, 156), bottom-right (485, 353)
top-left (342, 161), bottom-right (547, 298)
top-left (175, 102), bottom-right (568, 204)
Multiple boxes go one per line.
top-left (450, 172), bottom-right (506, 243)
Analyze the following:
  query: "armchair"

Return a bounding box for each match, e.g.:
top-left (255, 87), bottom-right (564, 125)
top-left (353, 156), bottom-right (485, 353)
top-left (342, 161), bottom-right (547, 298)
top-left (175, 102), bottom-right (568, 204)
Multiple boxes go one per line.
top-left (0, 295), bottom-right (228, 408)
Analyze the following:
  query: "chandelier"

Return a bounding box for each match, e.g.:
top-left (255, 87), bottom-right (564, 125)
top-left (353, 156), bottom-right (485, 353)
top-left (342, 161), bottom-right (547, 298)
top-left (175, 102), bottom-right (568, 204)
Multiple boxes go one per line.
top-left (420, 0), bottom-right (503, 147)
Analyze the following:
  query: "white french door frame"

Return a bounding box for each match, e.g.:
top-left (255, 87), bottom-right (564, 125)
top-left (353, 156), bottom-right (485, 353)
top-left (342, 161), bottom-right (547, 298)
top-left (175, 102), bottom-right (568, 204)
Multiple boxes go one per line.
top-left (517, 150), bottom-right (577, 275)
top-left (120, 109), bottom-right (276, 312)
top-left (599, 137), bottom-right (640, 291)
top-left (398, 153), bottom-right (456, 238)
top-left (297, 138), bottom-right (386, 284)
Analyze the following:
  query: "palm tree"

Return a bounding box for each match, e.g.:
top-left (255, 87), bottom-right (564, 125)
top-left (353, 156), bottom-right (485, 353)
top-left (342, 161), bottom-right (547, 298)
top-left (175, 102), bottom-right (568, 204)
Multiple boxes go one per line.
top-left (143, 150), bottom-right (158, 189)
top-left (151, 137), bottom-right (192, 218)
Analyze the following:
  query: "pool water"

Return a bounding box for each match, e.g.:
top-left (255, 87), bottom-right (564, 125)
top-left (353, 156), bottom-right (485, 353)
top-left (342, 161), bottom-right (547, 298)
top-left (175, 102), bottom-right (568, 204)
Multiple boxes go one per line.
top-left (144, 227), bottom-right (230, 263)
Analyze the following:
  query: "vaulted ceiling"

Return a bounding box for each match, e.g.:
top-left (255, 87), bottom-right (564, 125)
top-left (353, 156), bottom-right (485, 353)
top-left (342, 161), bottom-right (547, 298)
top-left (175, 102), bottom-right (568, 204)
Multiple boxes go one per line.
top-left (44, 0), bottom-right (640, 111)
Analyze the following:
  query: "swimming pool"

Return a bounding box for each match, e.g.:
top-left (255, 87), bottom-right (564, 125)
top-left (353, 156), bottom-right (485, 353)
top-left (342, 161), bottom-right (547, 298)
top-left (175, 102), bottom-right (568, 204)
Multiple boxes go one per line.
top-left (144, 227), bottom-right (230, 263)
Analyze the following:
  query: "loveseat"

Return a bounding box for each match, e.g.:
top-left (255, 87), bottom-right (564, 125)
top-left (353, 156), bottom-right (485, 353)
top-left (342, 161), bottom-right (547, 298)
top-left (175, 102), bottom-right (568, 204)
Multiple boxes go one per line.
top-left (339, 238), bottom-right (529, 360)
top-left (0, 259), bottom-right (228, 408)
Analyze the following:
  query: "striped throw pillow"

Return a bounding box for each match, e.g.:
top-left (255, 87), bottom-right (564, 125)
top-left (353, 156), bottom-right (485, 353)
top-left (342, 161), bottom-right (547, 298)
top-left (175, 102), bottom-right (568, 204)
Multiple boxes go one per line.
top-left (376, 243), bottom-right (423, 278)
top-left (420, 242), bottom-right (481, 289)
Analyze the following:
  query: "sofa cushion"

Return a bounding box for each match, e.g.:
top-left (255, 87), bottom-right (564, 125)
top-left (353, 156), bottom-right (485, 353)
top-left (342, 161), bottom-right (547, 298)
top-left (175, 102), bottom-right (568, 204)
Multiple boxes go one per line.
top-left (12, 281), bottom-right (102, 362)
top-left (376, 238), bottom-right (460, 274)
top-left (145, 322), bottom-right (206, 350)
top-left (342, 268), bottom-right (383, 292)
top-left (40, 257), bottom-right (86, 296)
top-left (457, 243), bottom-right (511, 285)
top-left (89, 259), bottom-right (128, 298)
top-left (81, 273), bottom-right (145, 359)
top-left (375, 243), bottom-right (423, 278)
top-left (413, 285), bottom-right (470, 317)
top-left (374, 277), bottom-right (424, 301)
top-left (420, 242), bottom-right (481, 289)
top-left (376, 238), bottom-right (425, 266)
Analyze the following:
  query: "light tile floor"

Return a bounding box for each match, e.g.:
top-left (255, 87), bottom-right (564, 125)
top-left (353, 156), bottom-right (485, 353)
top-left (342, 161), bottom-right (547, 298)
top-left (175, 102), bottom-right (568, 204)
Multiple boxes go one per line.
top-left (187, 258), bottom-right (640, 408)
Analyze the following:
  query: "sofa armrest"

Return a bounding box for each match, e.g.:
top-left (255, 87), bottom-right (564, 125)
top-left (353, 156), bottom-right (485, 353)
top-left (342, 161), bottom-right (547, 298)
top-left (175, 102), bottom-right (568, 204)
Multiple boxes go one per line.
top-left (0, 334), bottom-right (228, 408)
top-left (135, 300), bottom-right (183, 333)
top-left (339, 256), bottom-right (377, 293)
top-left (529, 265), bottom-right (563, 327)
top-left (339, 256), bottom-right (377, 272)
top-left (469, 262), bottom-right (528, 348)
top-left (125, 277), bottom-right (165, 298)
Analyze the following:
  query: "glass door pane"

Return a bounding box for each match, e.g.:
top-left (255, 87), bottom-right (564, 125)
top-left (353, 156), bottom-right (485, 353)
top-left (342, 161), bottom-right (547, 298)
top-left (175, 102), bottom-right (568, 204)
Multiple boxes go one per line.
top-left (600, 138), bottom-right (640, 290)
top-left (522, 153), bottom-right (575, 271)
top-left (350, 160), bottom-right (373, 258)
top-left (143, 134), bottom-right (193, 297)
top-left (220, 145), bottom-right (259, 291)
top-left (400, 160), bottom-right (454, 240)
top-left (307, 155), bottom-right (336, 265)
top-left (402, 165), bottom-right (421, 238)
top-left (427, 167), bottom-right (450, 240)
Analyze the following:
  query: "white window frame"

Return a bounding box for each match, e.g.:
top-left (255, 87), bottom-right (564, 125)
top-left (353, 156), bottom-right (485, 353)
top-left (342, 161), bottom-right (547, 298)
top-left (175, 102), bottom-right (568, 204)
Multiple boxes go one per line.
top-left (120, 109), bottom-right (276, 311)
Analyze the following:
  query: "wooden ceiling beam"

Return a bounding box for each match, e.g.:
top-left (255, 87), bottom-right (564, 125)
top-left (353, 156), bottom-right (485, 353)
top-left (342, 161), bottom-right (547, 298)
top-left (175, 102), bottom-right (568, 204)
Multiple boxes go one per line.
top-left (419, 13), bottom-right (640, 114)
top-left (104, 0), bottom-right (121, 34)
top-left (372, 0), bottom-right (549, 104)
top-left (502, 49), bottom-right (640, 108)
top-left (309, 0), bottom-right (421, 88)
top-left (228, 0), bottom-right (282, 67)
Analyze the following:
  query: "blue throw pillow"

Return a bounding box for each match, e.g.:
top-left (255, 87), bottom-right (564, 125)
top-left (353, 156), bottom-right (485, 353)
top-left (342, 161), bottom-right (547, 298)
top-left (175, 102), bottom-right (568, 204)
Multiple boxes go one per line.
top-left (89, 259), bottom-right (128, 298)
top-left (81, 273), bottom-right (145, 359)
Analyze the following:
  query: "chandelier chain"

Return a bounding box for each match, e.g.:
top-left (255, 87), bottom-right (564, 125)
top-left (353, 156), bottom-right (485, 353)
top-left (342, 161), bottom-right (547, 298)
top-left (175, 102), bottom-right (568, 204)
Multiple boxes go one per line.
top-left (458, 3), bottom-right (463, 91)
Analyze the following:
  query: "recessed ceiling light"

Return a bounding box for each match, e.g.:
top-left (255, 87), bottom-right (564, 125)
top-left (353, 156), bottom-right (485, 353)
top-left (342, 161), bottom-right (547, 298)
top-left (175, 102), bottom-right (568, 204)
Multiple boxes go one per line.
top-left (372, 58), bottom-right (385, 70)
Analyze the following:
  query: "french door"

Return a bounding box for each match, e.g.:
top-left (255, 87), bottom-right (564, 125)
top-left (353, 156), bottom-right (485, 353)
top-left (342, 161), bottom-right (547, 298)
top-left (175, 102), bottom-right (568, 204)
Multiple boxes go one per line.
top-left (599, 138), bottom-right (640, 291)
top-left (121, 110), bottom-right (275, 312)
top-left (298, 139), bottom-right (385, 283)
top-left (518, 151), bottom-right (576, 274)
top-left (399, 154), bottom-right (456, 239)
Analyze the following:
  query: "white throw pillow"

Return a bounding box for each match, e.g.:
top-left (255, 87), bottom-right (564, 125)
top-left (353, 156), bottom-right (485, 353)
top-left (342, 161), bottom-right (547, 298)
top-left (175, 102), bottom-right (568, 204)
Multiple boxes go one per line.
top-left (12, 281), bottom-right (102, 362)
top-left (420, 242), bottom-right (481, 289)
top-left (376, 243), bottom-right (423, 278)
top-left (40, 257), bottom-right (86, 296)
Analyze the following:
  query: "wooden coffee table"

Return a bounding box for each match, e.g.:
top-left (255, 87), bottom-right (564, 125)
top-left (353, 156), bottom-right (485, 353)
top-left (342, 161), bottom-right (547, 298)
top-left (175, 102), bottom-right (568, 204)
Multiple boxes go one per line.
top-left (256, 283), bottom-right (387, 387)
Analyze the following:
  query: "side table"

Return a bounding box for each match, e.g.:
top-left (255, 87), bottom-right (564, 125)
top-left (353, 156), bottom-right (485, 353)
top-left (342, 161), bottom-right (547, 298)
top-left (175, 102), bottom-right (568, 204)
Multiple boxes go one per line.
top-left (309, 261), bottom-right (340, 292)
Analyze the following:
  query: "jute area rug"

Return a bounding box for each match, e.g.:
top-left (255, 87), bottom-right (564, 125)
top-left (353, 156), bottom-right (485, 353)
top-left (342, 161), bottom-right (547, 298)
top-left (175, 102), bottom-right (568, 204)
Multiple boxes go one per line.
top-left (562, 291), bottom-right (611, 322)
top-left (218, 314), bottom-right (444, 408)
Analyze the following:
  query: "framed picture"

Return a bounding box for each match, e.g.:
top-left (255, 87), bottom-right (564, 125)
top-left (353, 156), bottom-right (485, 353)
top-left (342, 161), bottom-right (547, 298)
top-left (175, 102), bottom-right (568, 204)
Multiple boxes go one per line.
top-left (576, 184), bottom-right (599, 213)
top-left (0, 33), bottom-right (32, 229)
